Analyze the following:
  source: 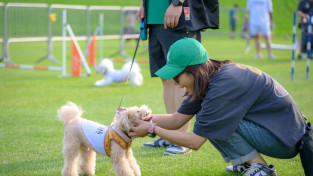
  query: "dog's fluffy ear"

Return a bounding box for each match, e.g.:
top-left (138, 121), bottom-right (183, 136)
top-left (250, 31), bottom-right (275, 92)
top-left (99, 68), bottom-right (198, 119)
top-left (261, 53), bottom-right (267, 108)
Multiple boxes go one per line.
top-left (95, 62), bottom-right (107, 75)
top-left (115, 111), bottom-right (131, 133)
top-left (95, 59), bottom-right (114, 75)
top-left (115, 107), bottom-right (137, 133)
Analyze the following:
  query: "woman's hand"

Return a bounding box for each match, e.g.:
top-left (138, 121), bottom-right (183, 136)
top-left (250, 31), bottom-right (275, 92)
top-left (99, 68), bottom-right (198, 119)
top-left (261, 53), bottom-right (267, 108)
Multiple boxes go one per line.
top-left (129, 119), bottom-right (150, 138)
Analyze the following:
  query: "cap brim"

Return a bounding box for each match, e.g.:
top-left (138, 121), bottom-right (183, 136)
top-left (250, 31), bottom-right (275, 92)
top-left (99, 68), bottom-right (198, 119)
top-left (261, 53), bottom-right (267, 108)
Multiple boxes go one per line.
top-left (155, 65), bottom-right (186, 79)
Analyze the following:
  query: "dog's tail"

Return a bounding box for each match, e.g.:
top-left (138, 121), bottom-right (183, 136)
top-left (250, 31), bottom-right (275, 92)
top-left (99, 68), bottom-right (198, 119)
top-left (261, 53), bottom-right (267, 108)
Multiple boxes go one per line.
top-left (57, 101), bottom-right (83, 126)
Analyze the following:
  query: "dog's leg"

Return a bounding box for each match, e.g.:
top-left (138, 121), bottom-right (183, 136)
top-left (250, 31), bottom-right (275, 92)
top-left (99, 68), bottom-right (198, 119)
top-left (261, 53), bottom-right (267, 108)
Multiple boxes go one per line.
top-left (62, 143), bottom-right (80, 176)
top-left (79, 147), bottom-right (96, 175)
top-left (110, 142), bottom-right (135, 176)
top-left (126, 149), bottom-right (141, 176)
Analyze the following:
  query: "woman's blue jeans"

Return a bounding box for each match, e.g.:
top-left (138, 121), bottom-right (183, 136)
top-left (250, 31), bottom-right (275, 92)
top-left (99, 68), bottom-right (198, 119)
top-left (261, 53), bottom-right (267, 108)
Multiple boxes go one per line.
top-left (209, 120), bottom-right (299, 165)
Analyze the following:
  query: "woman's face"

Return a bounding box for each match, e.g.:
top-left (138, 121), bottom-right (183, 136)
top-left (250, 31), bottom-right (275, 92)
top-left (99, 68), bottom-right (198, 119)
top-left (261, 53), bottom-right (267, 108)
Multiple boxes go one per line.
top-left (174, 72), bottom-right (194, 95)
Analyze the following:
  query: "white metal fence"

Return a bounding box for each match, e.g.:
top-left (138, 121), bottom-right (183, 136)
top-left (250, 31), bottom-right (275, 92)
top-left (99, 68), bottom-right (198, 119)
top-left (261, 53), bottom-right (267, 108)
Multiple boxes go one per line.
top-left (0, 3), bottom-right (253, 64)
top-left (2, 3), bottom-right (294, 64)
top-left (0, 3), bottom-right (141, 63)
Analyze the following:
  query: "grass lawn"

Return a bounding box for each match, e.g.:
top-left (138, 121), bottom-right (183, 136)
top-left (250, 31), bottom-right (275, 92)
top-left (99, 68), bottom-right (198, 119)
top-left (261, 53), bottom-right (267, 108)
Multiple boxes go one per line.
top-left (0, 34), bottom-right (311, 175)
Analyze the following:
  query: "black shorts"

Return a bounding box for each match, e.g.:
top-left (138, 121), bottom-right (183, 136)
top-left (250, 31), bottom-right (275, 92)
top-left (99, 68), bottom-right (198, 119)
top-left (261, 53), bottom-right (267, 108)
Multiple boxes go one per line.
top-left (148, 25), bottom-right (201, 77)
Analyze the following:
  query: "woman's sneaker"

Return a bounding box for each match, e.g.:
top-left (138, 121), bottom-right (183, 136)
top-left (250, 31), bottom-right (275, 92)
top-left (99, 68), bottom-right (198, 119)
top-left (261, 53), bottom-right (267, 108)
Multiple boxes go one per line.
top-left (142, 138), bottom-right (171, 147)
top-left (163, 144), bottom-right (192, 155)
top-left (243, 163), bottom-right (277, 176)
top-left (226, 163), bottom-right (250, 173)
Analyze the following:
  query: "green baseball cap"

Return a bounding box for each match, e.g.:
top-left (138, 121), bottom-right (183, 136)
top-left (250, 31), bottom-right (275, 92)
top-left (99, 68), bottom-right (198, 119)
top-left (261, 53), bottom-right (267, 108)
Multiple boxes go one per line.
top-left (155, 38), bottom-right (209, 79)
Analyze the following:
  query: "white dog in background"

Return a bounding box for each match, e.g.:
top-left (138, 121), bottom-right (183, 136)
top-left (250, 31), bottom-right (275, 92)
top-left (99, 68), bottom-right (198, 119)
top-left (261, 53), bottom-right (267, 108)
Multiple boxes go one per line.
top-left (94, 59), bottom-right (143, 87)
top-left (57, 102), bottom-right (151, 176)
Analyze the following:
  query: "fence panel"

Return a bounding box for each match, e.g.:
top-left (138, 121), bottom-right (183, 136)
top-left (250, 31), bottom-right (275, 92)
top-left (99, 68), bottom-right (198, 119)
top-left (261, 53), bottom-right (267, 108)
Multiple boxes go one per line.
top-left (6, 3), bottom-right (48, 41)
top-left (0, 3), bottom-right (296, 65)
top-left (51, 5), bottom-right (88, 38)
top-left (89, 6), bottom-right (122, 37)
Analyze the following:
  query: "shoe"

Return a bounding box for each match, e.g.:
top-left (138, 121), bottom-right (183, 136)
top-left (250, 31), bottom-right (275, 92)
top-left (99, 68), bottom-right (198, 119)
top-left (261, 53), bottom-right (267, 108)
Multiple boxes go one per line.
top-left (254, 54), bottom-right (262, 59)
top-left (242, 163), bottom-right (277, 176)
top-left (226, 163), bottom-right (250, 173)
top-left (163, 144), bottom-right (192, 156)
top-left (268, 54), bottom-right (276, 60)
top-left (142, 138), bottom-right (171, 148)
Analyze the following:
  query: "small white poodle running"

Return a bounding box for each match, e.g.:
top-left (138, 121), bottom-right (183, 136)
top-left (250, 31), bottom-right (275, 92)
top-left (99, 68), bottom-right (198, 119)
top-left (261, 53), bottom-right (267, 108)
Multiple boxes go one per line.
top-left (57, 102), bottom-right (151, 176)
top-left (94, 59), bottom-right (143, 87)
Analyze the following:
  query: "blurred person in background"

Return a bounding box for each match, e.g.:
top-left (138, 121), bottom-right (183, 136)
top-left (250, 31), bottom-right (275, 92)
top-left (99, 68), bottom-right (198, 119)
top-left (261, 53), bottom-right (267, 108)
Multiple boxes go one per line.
top-left (242, 15), bottom-right (251, 54)
top-left (246, 0), bottom-right (275, 60)
top-left (297, 0), bottom-right (313, 59)
top-left (229, 4), bottom-right (239, 39)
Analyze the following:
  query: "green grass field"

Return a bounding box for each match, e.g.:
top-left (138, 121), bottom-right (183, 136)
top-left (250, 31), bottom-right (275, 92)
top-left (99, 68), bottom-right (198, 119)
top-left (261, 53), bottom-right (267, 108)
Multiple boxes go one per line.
top-left (0, 0), bottom-right (312, 175)
top-left (1, 34), bottom-right (312, 175)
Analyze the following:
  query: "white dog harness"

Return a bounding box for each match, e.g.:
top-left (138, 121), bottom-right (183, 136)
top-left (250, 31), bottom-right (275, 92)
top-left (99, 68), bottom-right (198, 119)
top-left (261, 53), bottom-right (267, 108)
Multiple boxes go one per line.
top-left (82, 120), bottom-right (131, 156)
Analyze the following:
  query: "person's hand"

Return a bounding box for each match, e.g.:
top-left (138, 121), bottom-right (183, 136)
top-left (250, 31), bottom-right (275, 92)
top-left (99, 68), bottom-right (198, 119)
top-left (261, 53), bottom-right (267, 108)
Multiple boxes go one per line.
top-left (129, 119), bottom-right (150, 139)
top-left (164, 4), bottom-right (183, 29)
top-left (136, 1), bottom-right (145, 22)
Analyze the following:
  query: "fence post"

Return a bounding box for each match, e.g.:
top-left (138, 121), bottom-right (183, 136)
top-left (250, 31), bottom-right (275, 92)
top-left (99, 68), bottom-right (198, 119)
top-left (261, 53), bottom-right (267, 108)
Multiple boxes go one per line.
top-left (306, 13), bottom-right (312, 80)
top-left (1, 4), bottom-right (12, 64)
top-left (86, 6), bottom-right (91, 46)
top-left (62, 9), bottom-right (67, 77)
top-left (36, 5), bottom-right (58, 64)
top-left (109, 7), bottom-right (130, 58)
top-left (99, 13), bottom-right (104, 60)
top-left (291, 12), bottom-right (296, 81)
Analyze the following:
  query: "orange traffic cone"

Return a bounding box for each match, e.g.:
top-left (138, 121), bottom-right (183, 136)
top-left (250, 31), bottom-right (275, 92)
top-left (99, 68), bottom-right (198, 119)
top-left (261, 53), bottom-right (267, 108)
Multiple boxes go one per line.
top-left (88, 35), bottom-right (96, 66)
top-left (72, 40), bottom-right (81, 76)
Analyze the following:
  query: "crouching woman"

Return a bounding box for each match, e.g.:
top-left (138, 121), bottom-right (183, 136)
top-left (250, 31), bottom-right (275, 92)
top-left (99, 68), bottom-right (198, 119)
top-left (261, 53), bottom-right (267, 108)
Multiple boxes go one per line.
top-left (129, 38), bottom-right (311, 176)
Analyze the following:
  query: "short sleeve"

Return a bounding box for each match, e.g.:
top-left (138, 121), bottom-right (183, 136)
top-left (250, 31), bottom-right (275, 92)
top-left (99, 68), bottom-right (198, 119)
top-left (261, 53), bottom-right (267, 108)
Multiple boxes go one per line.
top-left (177, 98), bottom-right (202, 115)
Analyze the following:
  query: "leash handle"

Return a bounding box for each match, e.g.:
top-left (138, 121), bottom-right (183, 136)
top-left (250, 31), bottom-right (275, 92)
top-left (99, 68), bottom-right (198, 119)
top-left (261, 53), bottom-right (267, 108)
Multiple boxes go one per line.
top-left (140, 19), bottom-right (147, 40)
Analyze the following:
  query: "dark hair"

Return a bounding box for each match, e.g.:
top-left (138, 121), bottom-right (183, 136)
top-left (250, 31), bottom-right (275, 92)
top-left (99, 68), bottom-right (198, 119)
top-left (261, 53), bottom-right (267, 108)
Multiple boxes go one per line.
top-left (182, 59), bottom-right (233, 101)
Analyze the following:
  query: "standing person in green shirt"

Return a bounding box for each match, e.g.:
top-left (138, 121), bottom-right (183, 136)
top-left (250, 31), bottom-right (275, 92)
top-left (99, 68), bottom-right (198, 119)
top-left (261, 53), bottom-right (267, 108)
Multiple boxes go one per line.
top-left (136, 0), bottom-right (219, 155)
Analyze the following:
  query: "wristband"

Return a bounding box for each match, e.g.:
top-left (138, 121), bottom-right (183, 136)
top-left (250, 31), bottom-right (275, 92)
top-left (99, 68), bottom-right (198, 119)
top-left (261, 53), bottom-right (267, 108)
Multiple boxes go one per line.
top-left (147, 122), bottom-right (156, 138)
